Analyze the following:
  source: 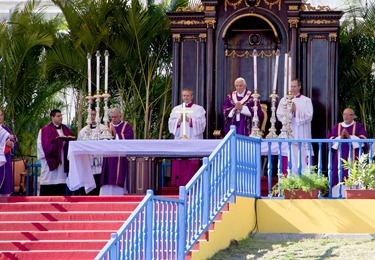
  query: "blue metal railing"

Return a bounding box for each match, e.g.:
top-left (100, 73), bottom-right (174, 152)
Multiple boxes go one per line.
top-left (96, 126), bottom-right (260, 259)
top-left (25, 163), bottom-right (41, 196)
top-left (96, 126), bottom-right (375, 259)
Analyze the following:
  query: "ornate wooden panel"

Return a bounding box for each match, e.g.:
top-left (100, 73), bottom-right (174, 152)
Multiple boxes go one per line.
top-left (168, 0), bottom-right (342, 139)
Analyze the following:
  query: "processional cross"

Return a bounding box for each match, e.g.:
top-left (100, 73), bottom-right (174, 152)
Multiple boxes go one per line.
top-left (176, 103), bottom-right (193, 140)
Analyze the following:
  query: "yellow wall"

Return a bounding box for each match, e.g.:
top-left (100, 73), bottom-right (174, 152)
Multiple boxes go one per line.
top-left (191, 197), bottom-right (256, 259)
top-left (192, 198), bottom-right (375, 259)
top-left (258, 199), bottom-right (375, 233)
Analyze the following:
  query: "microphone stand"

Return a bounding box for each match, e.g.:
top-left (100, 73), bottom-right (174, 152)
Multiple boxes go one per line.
top-left (9, 118), bottom-right (28, 195)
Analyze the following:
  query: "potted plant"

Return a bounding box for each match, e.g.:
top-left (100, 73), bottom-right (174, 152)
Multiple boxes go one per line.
top-left (272, 167), bottom-right (329, 199)
top-left (342, 153), bottom-right (375, 199)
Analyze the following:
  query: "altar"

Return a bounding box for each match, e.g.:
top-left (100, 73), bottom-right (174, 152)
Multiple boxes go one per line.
top-left (66, 139), bottom-right (222, 194)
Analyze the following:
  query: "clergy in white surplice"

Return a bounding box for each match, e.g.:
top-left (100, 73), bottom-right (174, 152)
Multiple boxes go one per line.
top-left (277, 78), bottom-right (314, 175)
top-left (168, 88), bottom-right (206, 186)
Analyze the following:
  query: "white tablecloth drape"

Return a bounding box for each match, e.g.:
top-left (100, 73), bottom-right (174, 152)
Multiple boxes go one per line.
top-left (67, 139), bottom-right (222, 193)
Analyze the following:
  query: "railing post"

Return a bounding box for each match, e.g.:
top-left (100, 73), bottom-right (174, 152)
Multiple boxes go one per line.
top-left (297, 142), bottom-right (302, 175)
top-left (33, 164), bottom-right (40, 196)
top-left (230, 126), bottom-right (237, 195)
top-left (267, 142), bottom-right (273, 197)
top-left (202, 157), bottom-right (210, 227)
top-left (109, 233), bottom-right (118, 260)
top-left (145, 189), bottom-right (153, 260)
top-left (255, 139), bottom-right (261, 197)
top-left (288, 141), bottom-right (292, 174)
top-left (327, 142), bottom-right (333, 197)
top-left (177, 186), bottom-right (186, 260)
top-left (25, 164), bottom-right (31, 196)
top-left (277, 142), bottom-right (283, 197)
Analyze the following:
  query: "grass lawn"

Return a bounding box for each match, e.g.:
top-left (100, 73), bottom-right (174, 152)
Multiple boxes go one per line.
top-left (209, 233), bottom-right (375, 259)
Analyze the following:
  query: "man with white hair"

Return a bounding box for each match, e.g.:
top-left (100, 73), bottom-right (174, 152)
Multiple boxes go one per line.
top-left (222, 77), bottom-right (263, 136)
top-left (100, 107), bottom-right (134, 195)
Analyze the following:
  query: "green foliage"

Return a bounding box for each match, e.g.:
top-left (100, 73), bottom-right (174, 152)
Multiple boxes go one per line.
top-left (0, 0), bottom-right (66, 156)
top-left (342, 153), bottom-right (375, 190)
top-left (272, 167), bottom-right (329, 198)
top-left (338, 0), bottom-right (375, 136)
top-left (51, 0), bottom-right (184, 139)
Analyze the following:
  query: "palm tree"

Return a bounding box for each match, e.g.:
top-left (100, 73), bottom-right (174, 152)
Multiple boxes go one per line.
top-left (48, 0), bottom-right (117, 132)
top-left (0, 0), bottom-right (63, 156)
top-left (107, 0), bottom-right (175, 139)
top-left (51, 0), bottom-right (188, 139)
top-left (338, 0), bottom-right (375, 135)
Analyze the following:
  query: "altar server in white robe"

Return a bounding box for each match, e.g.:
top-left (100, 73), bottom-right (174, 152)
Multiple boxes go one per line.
top-left (169, 88), bottom-right (206, 140)
top-left (0, 126), bottom-right (11, 168)
top-left (276, 78), bottom-right (314, 175)
top-left (77, 109), bottom-right (105, 195)
top-left (168, 88), bottom-right (206, 186)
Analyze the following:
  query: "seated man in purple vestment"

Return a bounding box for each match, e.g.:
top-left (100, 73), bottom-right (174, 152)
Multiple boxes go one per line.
top-left (168, 88), bottom-right (206, 186)
top-left (327, 108), bottom-right (368, 188)
top-left (0, 109), bottom-right (17, 196)
top-left (222, 77), bottom-right (263, 136)
top-left (100, 108), bottom-right (134, 195)
top-left (37, 109), bottom-right (75, 196)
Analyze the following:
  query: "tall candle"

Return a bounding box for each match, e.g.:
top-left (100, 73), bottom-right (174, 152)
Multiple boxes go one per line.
top-left (87, 53), bottom-right (91, 94)
top-left (272, 49), bottom-right (280, 92)
top-left (104, 50), bottom-right (109, 92)
top-left (288, 54), bottom-right (292, 94)
top-left (96, 50), bottom-right (101, 93)
top-left (253, 49), bottom-right (258, 90)
top-left (283, 53), bottom-right (288, 97)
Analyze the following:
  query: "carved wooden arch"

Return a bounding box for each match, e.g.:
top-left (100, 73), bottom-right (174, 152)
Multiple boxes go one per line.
top-left (214, 7), bottom-right (290, 133)
top-left (217, 8), bottom-right (288, 51)
top-left (221, 13), bottom-right (279, 42)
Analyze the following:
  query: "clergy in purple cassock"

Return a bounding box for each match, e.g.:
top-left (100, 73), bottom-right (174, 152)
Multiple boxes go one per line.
top-left (276, 78), bottom-right (313, 175)
top-left (168, 88), bottom-right (206, 186)
top-left (222, 77), bottom-right (263, 136)
top-left (37, 109), bottom-right (75, 196)
top-left (327, 108), bottom-right (368, 187)
top-left (100, 108), bottom-right (134, 195)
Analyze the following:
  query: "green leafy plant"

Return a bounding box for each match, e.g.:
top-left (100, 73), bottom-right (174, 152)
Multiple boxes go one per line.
top-left (272, 167), bottom-right (329, 198)
top-left (342, 153), bottom-right (375, 190)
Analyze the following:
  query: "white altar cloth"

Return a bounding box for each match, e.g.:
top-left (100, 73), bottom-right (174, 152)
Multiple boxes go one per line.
top-left (261, 141), bottom-right (289, 156)
top-left (67, 139), bottom-right (222, 193)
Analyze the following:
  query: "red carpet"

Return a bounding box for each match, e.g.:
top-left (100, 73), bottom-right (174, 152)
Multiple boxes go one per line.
top-left (0, 195), bottom-right (144, 260)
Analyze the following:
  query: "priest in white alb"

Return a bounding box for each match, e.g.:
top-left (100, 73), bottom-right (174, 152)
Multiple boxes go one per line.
top-left (168, 88), bottom-right (206, 186)
top-left (276, 78), bottom-right (314, 174)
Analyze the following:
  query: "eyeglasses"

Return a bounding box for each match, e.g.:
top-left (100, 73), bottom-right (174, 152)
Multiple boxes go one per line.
top-left (343, 114), bottom-right (354, 116)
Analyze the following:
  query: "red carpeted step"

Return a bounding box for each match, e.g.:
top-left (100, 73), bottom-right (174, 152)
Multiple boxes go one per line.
top-left (0, 221), bottom-right (124, 231)
top-left (161, 186), bottom-right (179, 195)
top-left (261, 176), bottom-right (278, 196)
top-left (0, 195), bottom-right (144, 259)
top-left (0, 211), bottom-right (132, 221)
top-left (1, 195), bottom-right (145, 203)
top-left (0, 231), bottom-right (114, 241)
top-left (0, 201), bottom-right (139, 212)
top-left (0, 240), bottom-right (107, 251)
top-left (0, 250), bottom-right (99, 260)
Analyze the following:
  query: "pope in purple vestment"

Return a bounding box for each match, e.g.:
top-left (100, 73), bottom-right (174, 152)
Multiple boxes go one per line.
top-left (327, 108), bottom-right (368, 187)
top-left (222, 77), bottom-right (263, 136)
top-left (101, 108), bottom-right (134, 193)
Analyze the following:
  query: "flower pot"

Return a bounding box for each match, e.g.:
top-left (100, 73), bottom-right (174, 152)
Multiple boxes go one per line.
top-left (283, 189), bottom-right (319, 199)
top-left (345, 189), bottom-right (375, 199)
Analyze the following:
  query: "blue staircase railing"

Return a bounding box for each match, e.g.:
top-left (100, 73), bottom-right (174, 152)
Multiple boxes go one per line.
top-left (96, 125), bottom-right (262, 259)
top-left (96, 125), bottom-right (375, 259)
